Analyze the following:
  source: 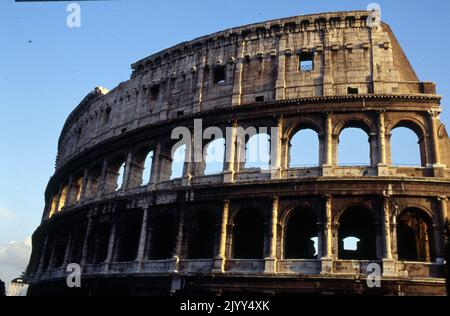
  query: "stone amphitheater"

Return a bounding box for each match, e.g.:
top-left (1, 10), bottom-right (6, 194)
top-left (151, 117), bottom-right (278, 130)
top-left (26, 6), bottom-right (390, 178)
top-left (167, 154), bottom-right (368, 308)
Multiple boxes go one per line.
top-left (26, 10), bottom-right (450, 296)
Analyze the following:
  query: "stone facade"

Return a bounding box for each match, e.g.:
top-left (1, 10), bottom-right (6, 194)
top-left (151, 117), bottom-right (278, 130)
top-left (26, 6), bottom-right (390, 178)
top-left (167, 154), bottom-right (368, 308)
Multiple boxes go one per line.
top-left (27, 11), bottom-right (449, 296)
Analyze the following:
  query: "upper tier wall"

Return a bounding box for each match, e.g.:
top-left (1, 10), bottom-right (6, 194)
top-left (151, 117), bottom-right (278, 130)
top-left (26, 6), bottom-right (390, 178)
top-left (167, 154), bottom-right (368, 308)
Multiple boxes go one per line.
top-left (55, 11), bottom-right (434, 169)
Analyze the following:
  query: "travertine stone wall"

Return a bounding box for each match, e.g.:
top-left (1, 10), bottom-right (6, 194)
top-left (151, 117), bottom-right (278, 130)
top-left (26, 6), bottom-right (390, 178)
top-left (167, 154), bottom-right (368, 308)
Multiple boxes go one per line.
top-left (56, 11), bottom-right (433, 169)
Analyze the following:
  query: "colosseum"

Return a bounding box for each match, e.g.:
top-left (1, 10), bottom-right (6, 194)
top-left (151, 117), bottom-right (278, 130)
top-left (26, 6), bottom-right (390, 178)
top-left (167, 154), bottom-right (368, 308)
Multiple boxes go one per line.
top-left (26, 10), bottom-right (449, 296)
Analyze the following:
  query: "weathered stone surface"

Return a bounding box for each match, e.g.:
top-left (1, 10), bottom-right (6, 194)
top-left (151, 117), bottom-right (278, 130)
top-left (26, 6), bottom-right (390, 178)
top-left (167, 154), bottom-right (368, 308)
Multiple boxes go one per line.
top-left (27, 11), bottom-right (449, 296)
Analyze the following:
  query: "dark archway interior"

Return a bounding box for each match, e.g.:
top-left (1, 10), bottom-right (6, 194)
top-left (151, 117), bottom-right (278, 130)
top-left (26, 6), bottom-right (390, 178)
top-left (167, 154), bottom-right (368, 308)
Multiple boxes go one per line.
top-left (116, 216), bottom-right (142, 262)
top-left (150, 214), bottom-right (176, 260)
top-left (397, 209), bottom-right (434, 262)
top-left (233, 209), bottom-right (264, 259)
top-left (285, 208), bottom-right (318, 259)
top-left (52, 234), bottom-right (67, 268)
top-left (338, 206), bottom-right (377, 260)
top-left (88, 223), bottom-right (110, 264)
top-left (69, 229), bottom-right (85, 263)
top-left (189, 212), bottom-right (216, 259)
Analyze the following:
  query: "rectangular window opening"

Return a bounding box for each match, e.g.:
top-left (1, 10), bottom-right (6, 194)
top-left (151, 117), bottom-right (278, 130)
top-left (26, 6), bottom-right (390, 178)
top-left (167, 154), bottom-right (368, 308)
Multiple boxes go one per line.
top-left (347, 87), bottom-right (359, 95)
top-left (299, 53), bottom-right (314, 72)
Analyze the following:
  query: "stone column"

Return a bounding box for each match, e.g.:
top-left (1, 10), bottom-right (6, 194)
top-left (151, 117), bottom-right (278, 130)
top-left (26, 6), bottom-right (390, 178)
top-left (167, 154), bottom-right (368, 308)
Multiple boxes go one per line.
top-left (428, 110), bottom-right (442, 166)
top-left (97, 159), bottom-right (108, 197)
top-left (79, 168), bottom-right (89, 200)
top-left (64, 175), bottom-right (74, 207)
top-left (105, 222), bottom-right (117, 264)
top-left (171, 205), bottom-right (186, 273)
top-left (275, 39), bottom-right (286, 100)
top-left (378, 111), bottom-right (390, 175)
top-left (439, 196), bottom-right (448, 223)
top-left (37, 235), bottom-right (49, 274)
top-left (136, 207), bottom-right (149, 266)
top-left (378, 111), bottom-right (387, 164)
top-left (62, 231), bottom-right (73, 269)
top-left (224, 121), bottom-right (237, 183)
top-left (322, 113), bottom-right (333, 176)
top-left (382, 196), bottom-right (396, 276)
top-left (122, 150), bottom-right (133, 190)
top-left (264, 196), bottom-right (278, 274)
top-left (435, 196), bottom-right (448, 263)
top-left (270, 117), bottom-right (283, 179)
top-left (149, 142), bottom-right (162, 189)
top-left (322, 32), bottom-right (334, 96)
top-left (321, 195), bottom-right (333, 274)
top-left (193, 56), bottom-right (206, 112)
top-left (232, 43), bottom-right (245, 106)
top-left (80, 215), bottom-right (94, 266)
top-left (391, 205), bottom-right (399, 261)
top-left (213, 200), bottom-right (230, 273)
top-left (47, 238), bottom-right (57, 270)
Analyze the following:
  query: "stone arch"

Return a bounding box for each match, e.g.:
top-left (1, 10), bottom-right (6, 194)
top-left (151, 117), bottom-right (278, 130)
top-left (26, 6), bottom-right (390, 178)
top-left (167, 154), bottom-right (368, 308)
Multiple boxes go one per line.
top-left (203, 137), bottom-right (226, 176)
top-left (188, 210), bottom-right (216, 259)
top-left (397, 207), bottom-right (435, 262)
top-left (387, 118), bottom-right (428, 167)
top-left (336, 119), bottom-right (374, 166)
top-left (244, 132), bottom-right (271, 170)
top-left (231, 208), bottom-right (265, 259)
top-left (284, 118), bottom-right (323, 141)
top-left (130, 145), bottom-right (155, 187)
top-left (85, 162), bottom-right (103, 198)
top-left (387, 117), bottom-right (427, 141)
top-left (105, 154), bottom-right (127, 192)
top-left (170, 142), bottom-right (187, 180)
top-left (71, 172), bottom-right (84, 204)
top-left (337, 205), bottom-right (378, 260)
top-left (334, 117), bottom-right (376, 136)
top-left (288, 126), bottom-right (321, 168)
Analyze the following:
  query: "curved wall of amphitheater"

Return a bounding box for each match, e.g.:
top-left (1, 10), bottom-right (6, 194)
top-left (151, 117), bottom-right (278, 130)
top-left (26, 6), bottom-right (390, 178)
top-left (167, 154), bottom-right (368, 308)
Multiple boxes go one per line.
top-left (27, 11), bottom-right (450, 296)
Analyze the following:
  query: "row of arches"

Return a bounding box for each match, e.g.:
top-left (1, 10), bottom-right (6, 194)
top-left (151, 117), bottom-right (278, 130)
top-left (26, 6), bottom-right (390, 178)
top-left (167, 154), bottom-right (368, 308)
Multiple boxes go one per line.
top-left (48, 115), bottom-right (434, 218)
top-left (37, 204), bottom-right (437, 273)
top-left (172, 125), bottom-right (422, 172)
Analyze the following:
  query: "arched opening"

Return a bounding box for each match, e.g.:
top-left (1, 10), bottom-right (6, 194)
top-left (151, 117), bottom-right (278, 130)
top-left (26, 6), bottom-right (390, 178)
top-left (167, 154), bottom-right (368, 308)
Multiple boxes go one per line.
top-left (115, 216), bottom-right (142, 262)
top-left (116, 162), bottom-right (125, 191)
top-left (338, 206), bottom-right (377, 260)
top-left (397, 208), bottom-right (434, 262)
top-left (390, 127), bottom-right (422, 166)
top-left (289, 129), bottom-right (320, 168)
top-left (284, 208), bottom-right (318, 259)
top-left (69, 227), bottom-right (86, 263)
top-left (105, 158), bottom-right (126, 192)
top-left (171, 144), bottom-right (186, 180)
top-left (245, 133), bottom-right (270, 170)
top-left (204, 138), bottom-right (225, 175)
top-left (233, 209), bottom-right (264, 259)
top-left (150, 213), bottom-right (176, 260)
top-left (48, 196), bottom-right (58, 218)
top-left (73, 176), bottom-right (83, 203)
top-left (338, 126), bottom-right (370, 166)
top-left (86, 164), bottom-right (102, 198)
top-left (141, 150), bottom-right (153, 185)
top-left (52, 233), bottom-right (67, 268)
top-left (87, 223), bottom-right (110, 264)
top-left (188, 211), bottom-right (216, 259)
top-left (57, 185), bottom-right (69, 211)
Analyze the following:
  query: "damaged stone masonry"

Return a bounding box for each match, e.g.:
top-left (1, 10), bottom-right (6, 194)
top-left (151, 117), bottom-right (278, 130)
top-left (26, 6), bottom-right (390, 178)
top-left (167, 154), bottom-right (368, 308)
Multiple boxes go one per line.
top-left (27, 11), bottom-right (449, 295)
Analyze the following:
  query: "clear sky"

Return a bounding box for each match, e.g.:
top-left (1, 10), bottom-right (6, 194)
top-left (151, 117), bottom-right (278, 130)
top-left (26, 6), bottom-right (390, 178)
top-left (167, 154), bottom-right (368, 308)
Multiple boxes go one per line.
top-left (1, 0), bottom-right (450, 288)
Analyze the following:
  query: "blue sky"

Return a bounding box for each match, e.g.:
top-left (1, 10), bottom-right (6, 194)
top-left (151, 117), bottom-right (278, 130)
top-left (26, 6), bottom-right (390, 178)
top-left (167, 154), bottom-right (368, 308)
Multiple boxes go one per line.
top-left (1, 0), bottom-right (449, 286)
